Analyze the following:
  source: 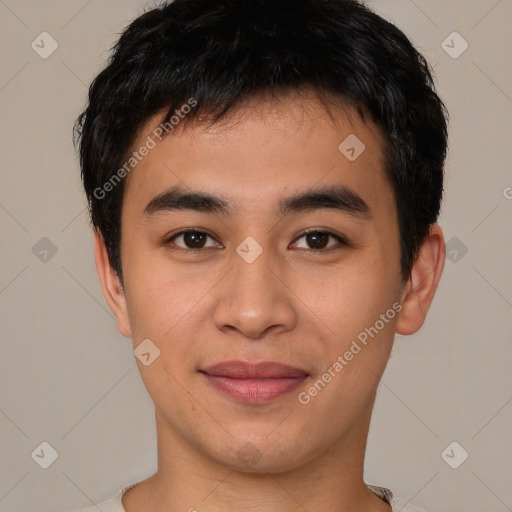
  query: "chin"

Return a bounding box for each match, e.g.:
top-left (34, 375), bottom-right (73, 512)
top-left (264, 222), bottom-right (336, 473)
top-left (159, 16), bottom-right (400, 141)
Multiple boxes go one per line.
top-left (208, 435), bottom-right (316, 475)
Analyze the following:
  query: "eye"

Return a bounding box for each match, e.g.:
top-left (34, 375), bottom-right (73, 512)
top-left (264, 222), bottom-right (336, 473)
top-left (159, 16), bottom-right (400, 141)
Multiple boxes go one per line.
top-left (291, 230), bottom-right (347, 251)
top-left (165, 229), bottom-right (221, 250)
top-left (165, 228), bottom-right (348, 252)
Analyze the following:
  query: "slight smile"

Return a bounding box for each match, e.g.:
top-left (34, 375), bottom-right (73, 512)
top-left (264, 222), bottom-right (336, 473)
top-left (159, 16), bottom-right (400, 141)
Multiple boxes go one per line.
top-left (199, 360), bottom-right (310, 404)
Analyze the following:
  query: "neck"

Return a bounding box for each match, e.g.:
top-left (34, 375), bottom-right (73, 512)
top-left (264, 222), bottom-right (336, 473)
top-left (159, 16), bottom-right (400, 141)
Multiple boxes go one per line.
top-left (122, 396), bottom-right (391, 512)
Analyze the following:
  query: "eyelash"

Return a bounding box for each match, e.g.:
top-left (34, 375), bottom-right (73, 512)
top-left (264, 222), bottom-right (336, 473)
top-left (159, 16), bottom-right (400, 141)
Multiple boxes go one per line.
top-left (164, 228), bottom-right (348, 253)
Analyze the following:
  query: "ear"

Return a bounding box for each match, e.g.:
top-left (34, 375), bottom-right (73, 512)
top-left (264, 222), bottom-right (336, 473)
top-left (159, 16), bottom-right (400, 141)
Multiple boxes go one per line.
top-left (93, 229), bottom-right (132, 338)
top-left (395, 224), bottom-right (446, 335)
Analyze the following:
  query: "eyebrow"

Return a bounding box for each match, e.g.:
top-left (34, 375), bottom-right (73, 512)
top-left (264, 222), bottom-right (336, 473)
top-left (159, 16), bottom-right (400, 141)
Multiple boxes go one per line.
top-left (142, 184), bottom-right (372, 220)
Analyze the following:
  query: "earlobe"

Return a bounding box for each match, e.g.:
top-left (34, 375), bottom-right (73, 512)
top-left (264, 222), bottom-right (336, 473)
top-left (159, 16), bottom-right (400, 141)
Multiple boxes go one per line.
top-left (93, 230), bottom-right (132, 338)
top-left (395, 224), bottom-right (446, 336)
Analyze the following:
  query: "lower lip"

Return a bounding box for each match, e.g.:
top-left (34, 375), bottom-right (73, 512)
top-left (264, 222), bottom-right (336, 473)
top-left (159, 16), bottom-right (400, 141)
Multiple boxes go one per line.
top-left (201, 373), bottom-right (308, 403)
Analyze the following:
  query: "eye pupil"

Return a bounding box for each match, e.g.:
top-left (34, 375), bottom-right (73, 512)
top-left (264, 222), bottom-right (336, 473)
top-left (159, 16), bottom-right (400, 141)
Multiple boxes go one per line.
top-left (307, 232), bottom-right (329, 249)
top-left (184, 232), bottom-right (206, 248)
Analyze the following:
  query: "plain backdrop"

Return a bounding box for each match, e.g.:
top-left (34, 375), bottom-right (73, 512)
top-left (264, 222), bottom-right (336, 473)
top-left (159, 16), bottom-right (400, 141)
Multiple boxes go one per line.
top-left (0, 1), bottom-right (511, 511)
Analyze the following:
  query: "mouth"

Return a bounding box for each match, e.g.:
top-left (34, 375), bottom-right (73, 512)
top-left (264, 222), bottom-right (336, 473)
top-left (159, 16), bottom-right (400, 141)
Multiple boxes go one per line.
top-left (199, 360), bottom-right (309, 404)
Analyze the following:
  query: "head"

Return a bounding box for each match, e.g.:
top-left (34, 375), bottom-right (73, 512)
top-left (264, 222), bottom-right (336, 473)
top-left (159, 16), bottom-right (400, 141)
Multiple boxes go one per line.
top-left (74, 0), bottom-right (448, 474)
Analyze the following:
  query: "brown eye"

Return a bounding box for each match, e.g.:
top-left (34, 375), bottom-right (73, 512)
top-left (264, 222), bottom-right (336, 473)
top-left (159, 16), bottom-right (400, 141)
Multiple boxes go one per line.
top-left (305, 232), bottom-right (329, 249)
top-left (293, 230), bottom-right (346, 251)
top-left (167, 230), bottom-right (220, 250)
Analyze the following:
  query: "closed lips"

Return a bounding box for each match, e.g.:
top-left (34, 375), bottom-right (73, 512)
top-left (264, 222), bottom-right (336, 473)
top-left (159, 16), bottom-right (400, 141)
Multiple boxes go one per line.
top-left (200, 361), bottom-right (309, 379)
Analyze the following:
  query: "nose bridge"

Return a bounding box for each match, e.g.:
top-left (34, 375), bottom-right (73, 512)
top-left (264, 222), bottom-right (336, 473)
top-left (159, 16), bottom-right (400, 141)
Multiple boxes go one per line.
top-left (212, 235), bottom-right (296, 338)
top-left (235, 238), bottom-right (274, 296)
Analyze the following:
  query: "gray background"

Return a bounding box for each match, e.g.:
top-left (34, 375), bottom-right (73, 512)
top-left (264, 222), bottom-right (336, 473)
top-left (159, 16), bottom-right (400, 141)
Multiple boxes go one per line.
top-left (0, 0), bottom-right (511, 511)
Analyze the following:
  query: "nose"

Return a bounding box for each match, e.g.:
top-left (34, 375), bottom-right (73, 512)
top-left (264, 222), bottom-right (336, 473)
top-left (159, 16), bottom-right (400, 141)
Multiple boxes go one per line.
top-left (212, 242), bottom-right (298, 340)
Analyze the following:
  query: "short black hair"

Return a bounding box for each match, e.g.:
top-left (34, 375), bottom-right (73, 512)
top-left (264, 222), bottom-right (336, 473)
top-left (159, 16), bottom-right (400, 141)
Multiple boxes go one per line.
top-left (74, 0), bottom-right (449, 286)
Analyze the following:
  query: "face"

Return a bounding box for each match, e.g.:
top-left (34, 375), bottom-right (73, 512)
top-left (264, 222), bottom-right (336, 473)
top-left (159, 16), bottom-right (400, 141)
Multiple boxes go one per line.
top-left (105, 92), bottom-right (410, 473)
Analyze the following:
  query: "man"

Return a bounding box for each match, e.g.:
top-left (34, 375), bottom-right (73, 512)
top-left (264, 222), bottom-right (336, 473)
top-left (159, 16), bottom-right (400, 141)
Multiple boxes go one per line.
top-left (73, 0), bottom-right (448, 510)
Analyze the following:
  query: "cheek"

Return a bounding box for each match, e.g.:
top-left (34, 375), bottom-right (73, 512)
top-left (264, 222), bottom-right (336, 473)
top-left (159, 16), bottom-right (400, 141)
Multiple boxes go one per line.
top-left (301, 268), bottom-right (398, 417)
top-left (123, 256), bottom-right (221, 366)
top-left (313, 260), bottom-right (397, 338)
top-left (122, 256), bottom-right (187, 342)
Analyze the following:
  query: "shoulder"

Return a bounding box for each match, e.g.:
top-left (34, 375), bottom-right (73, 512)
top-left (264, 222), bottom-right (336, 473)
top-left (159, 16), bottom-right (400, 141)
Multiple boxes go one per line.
top-left (367, 483), bottom-right (432, 512)
top-left (67, 479), bottom-right (142, 512)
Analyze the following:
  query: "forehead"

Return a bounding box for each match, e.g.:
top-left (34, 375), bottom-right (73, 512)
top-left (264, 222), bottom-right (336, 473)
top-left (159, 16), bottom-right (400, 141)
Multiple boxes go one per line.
top-left (122, 92), bottom-right (392, 218)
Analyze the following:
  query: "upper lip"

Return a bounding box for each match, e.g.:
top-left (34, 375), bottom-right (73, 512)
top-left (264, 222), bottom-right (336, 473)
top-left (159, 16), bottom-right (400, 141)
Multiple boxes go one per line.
top-left (200, 360), bottom-right (309, 379)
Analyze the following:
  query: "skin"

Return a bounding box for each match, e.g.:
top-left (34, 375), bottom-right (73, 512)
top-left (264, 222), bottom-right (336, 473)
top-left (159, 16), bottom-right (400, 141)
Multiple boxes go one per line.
top-left (94, 90), bottom-right (445, 512)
